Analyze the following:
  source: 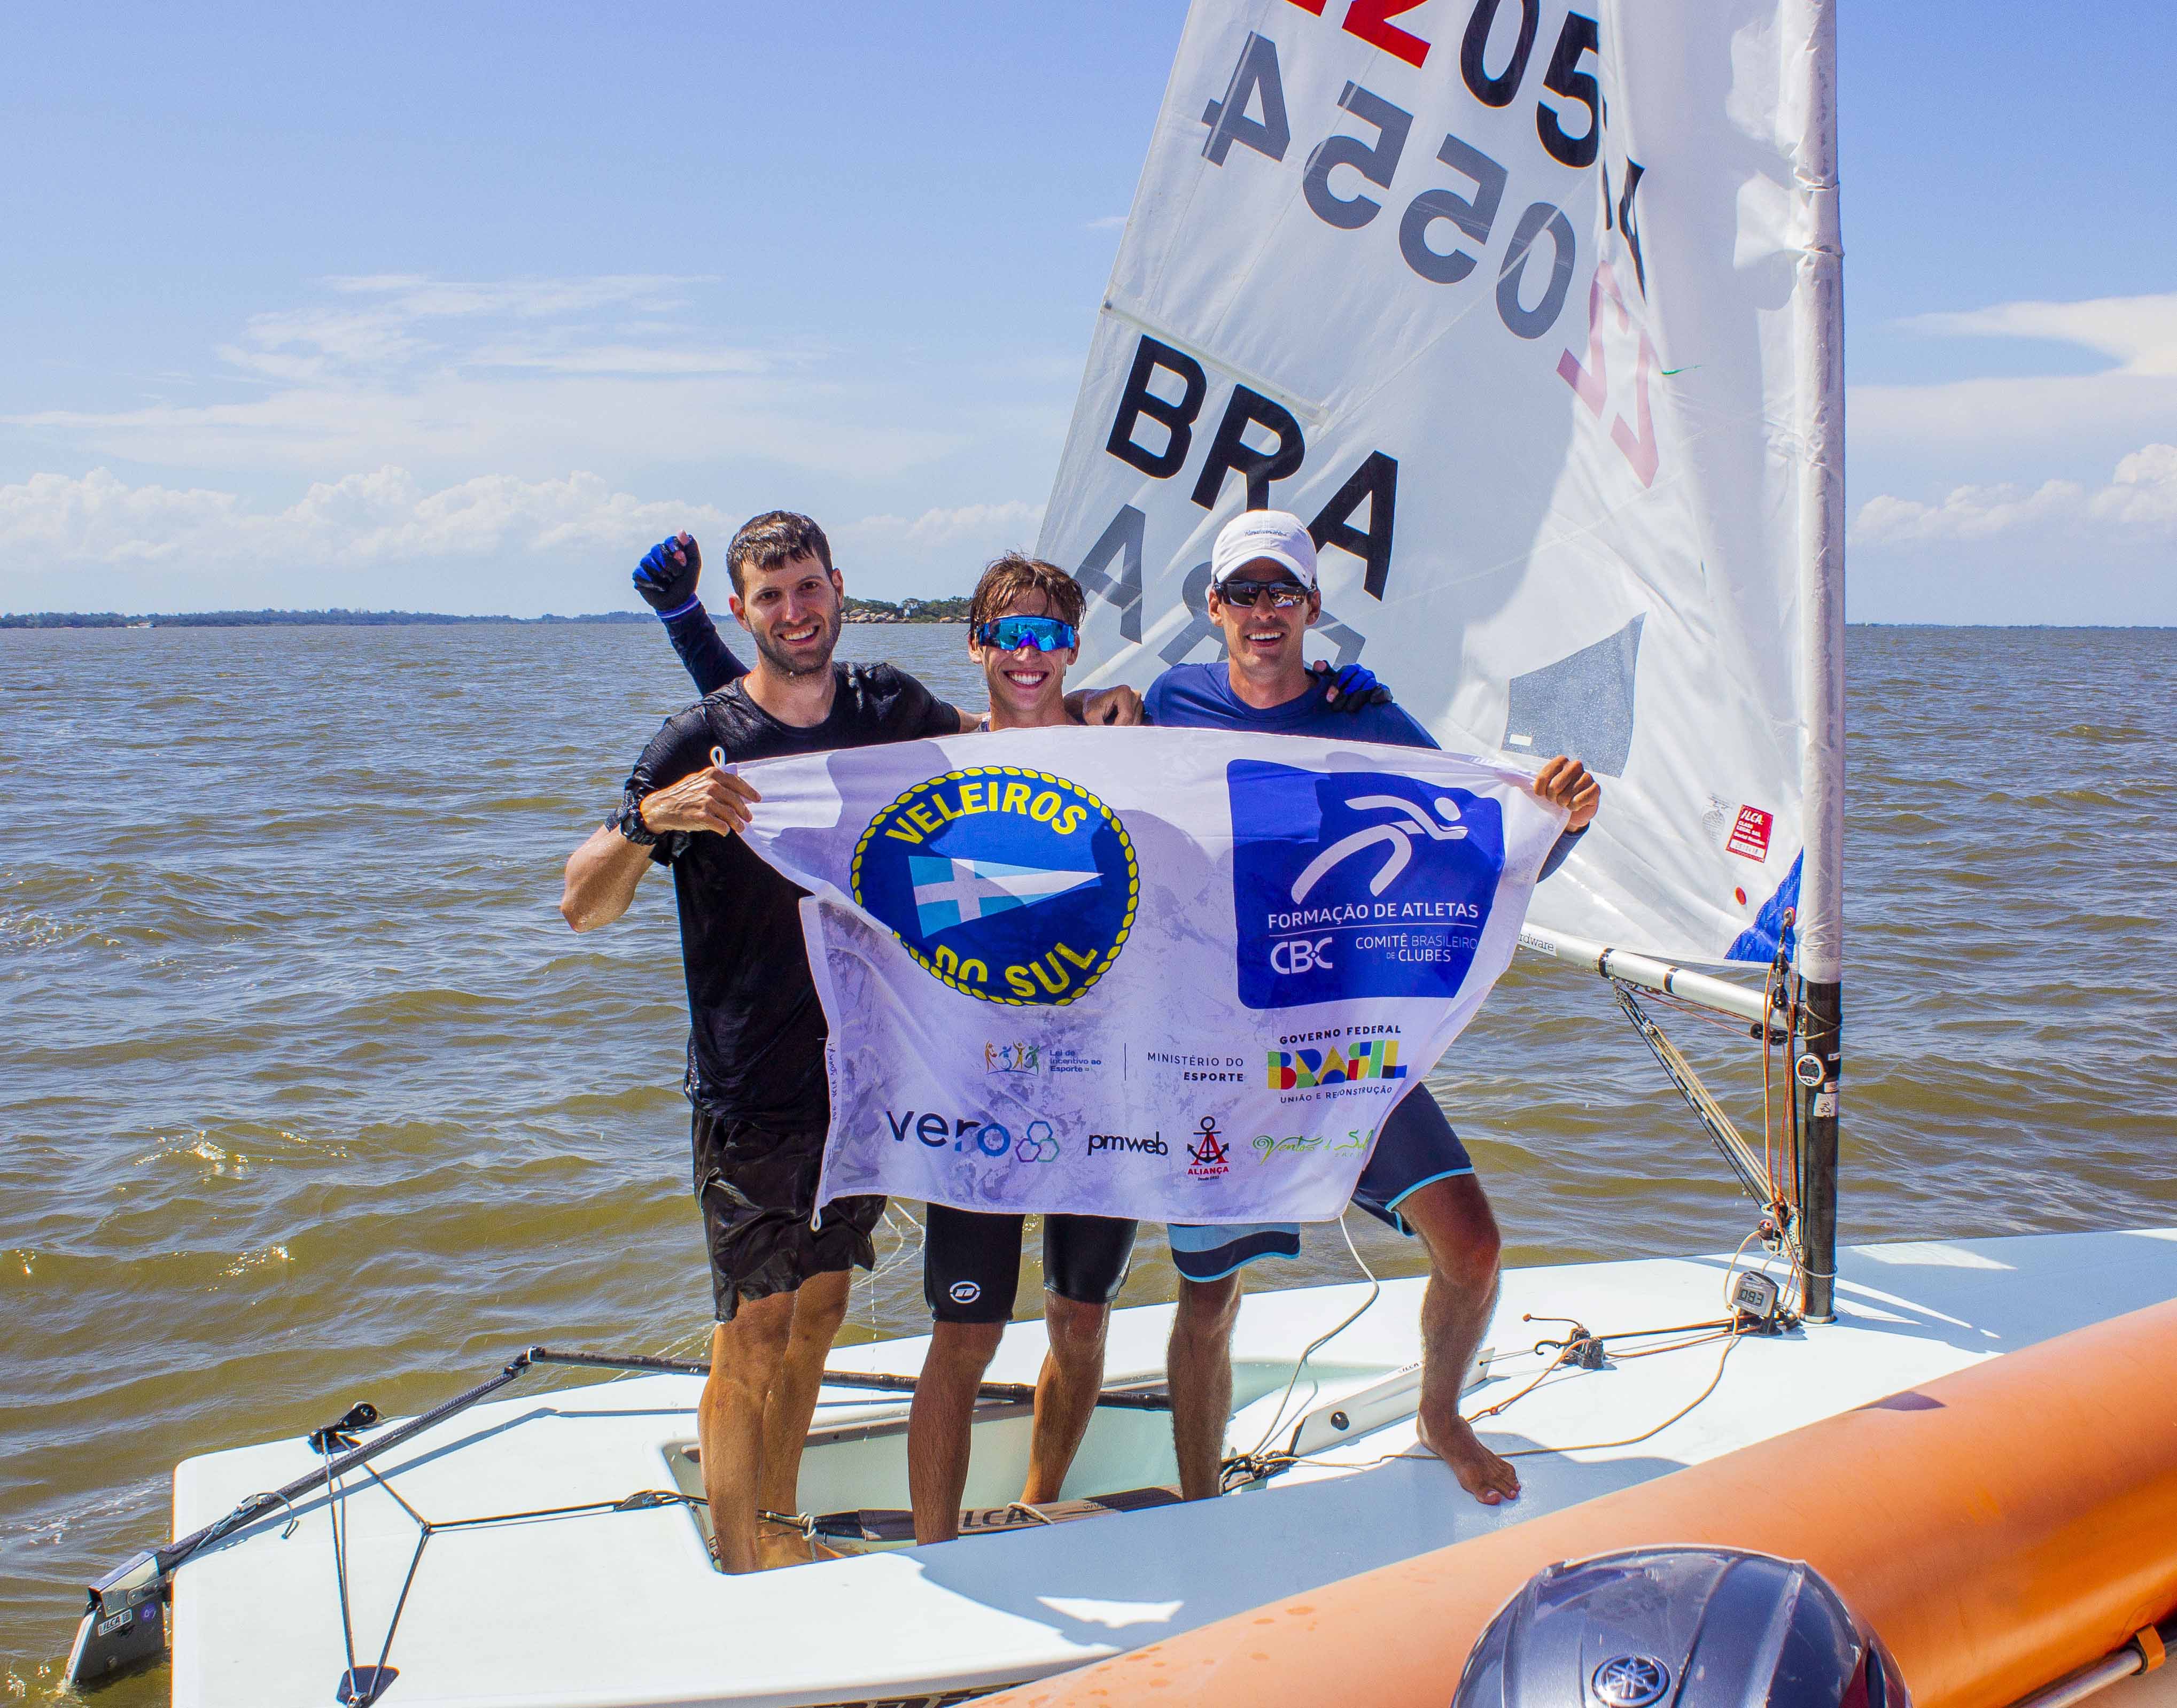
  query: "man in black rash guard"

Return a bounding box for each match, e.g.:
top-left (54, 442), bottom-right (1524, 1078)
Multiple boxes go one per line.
top-left (564, 514), bottom-right (1141, 1574)
top-left (562, 511), bottom-right (978, 1575)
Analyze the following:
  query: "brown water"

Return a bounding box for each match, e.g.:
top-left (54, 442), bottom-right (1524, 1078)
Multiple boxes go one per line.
top-left (3, 622), bottom-right (2174, 1697)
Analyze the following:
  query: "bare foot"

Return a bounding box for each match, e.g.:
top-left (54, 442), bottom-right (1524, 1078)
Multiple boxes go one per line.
top-left (756, 1523), bottom-right (816, 1570)
top-left (755, 1523), bottom-right (848, 1570)
top-left (1417, 1410), bottom-right (1521, 1505)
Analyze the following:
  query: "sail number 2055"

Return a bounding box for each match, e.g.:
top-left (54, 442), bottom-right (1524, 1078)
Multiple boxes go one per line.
top-left (1203, 12), bottom-right (1659, 486)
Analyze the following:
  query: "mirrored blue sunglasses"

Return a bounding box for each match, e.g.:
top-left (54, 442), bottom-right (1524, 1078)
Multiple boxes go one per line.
top-left (975, 615), bottom-right (1079, 653)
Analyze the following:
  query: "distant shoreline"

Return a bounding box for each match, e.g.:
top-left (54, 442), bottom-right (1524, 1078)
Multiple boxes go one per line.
top-left (1, 609), bottom-right (2167, 633)
top-left (0, 600), bottom-right (973, 631)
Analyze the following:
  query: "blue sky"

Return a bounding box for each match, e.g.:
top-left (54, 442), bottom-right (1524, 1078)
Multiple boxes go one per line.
top-left (3, 2), bottom-right (2171, 622)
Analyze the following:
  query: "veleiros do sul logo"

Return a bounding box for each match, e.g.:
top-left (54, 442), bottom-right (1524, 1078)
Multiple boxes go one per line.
top-left (852, 765), bottom-right (1138, 1006)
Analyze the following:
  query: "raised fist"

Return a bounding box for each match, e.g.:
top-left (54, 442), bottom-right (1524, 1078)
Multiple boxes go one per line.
top-left (633, 532), bottom-right (703, 615)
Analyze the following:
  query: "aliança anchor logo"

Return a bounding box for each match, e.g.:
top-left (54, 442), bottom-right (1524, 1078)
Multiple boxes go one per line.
top-left (1185, 1115), bottom-right (1230, 1179)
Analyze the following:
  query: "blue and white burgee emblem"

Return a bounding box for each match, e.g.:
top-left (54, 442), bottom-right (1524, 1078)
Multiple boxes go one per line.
top-left (906, 856), bottom-right (1101, 934)
top-left (851, 766), bottom-right (1139, 1006)
top-left (728, 729), bottom-right (1561, 1224)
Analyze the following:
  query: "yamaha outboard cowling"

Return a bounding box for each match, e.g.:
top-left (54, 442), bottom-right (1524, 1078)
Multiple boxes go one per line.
top-left (1452, 1547), bottom-right (1907, 1708)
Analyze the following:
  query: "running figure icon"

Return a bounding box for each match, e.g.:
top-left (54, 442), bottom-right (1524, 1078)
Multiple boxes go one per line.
top-left (1291, 794), bottom-right (1470, 903)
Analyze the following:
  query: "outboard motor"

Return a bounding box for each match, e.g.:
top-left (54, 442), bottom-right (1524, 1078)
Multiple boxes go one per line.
top-left (1452, 1547), bottom-right (1907, 1708)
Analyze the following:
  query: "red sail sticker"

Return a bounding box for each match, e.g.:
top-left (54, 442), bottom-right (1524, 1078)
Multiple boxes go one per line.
top-left (1727, 806), bottom-right (1773, 861)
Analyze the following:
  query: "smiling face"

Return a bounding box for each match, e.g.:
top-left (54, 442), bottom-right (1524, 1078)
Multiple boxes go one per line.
top-left (970, 588), bottom-right (1075, 729)
top-left (1208, 557), bottom-right (1320, 698)
top-left (730, 550), bottom-right (844, 678)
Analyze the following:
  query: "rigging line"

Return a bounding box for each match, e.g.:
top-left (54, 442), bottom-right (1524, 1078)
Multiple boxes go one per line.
top-left (1640, 988), bottom-right (1766, 1038)
top-left (529, 1348), bottom-right (1174, 1412)
top-left (326, 1454), bottom-right (431, 1704)
top-left (356, 1533), bottom-right (430, 1705)
top-left (321, 1449), bottom-right (362, 1704)
top-left (1231, 1303), bottom-right (1766, 1487)
top-left (1611, 981), bottom-right (1776, 1208)
top-left (356, 1461), bottom-right (430, 1531)
top-left (1245, 1212), bottom-right (1382, 1459)
top-left (1502, 1325), bottom-right (1747, 1461)
top-left (143, 1349), bottom-right (540, 1587)
top-left (419, 1490), bottom-right (707, 1532)
top-left (321, 1482), bottom-right (719, 1699)
top-left (1763, 956), bottom-right (1779, 1198)
top-left (1582, 1318), bottom-right (1739, 1354)
top-left (1786, 962), bottom-right (1806, 1213)
top-left (1468, 1356), bottom-right (1569, 1421)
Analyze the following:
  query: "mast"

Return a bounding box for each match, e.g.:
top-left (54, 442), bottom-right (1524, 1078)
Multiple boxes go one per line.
top-left (1790, 0), bottom-right (1846, 1322)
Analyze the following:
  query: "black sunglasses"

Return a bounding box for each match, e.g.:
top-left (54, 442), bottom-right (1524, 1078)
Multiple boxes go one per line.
top-left (1215, 579), bottom-right (1312, 610)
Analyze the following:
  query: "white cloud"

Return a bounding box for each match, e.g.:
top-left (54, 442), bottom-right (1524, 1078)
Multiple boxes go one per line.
top-left (0, 466), bottom-right (735, 569)
top-left (1899, 293), bottom-right (2177, 376)
top-left (1086, 215), bottom-right (1128, 231)
top-left (1852, 443), bottom-right (2177, 544)
top-left (838, 500), bottom-right (1045, 562)
top-left (4, 274), bottom-right (958, 481)
top-left (1854, 292), bottom-right (2177, 467)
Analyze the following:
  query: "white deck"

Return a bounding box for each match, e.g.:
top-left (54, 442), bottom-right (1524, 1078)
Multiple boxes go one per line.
top-left (169, 1228), bottom-right (2177, 1707)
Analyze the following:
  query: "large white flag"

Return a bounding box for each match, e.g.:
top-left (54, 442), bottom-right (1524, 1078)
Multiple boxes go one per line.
top-left (734, 727), bottom-right (1564, 1223)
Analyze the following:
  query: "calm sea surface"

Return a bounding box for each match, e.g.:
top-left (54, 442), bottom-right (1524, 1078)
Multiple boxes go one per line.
top-left (3, 622), bottom-right (2174, 1695)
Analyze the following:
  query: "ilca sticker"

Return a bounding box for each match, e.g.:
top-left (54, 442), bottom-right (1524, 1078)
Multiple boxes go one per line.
top-left (852, 766), bottom-right (1139, 1005)
top-left (1229, 761), bottom-right (1505, 1011)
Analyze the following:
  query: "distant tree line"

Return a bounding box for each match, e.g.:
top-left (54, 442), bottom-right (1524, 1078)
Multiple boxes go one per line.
top-left (842, 594), bottom-right (974, 624)
top-left (2, 598), bottom-right (973, 630)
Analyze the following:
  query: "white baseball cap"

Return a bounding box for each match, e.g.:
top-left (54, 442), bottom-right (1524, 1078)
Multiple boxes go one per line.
top-left (1210, 509), bottom-right (1318, 589)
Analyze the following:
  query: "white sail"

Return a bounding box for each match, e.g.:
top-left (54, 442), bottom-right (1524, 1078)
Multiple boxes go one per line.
top-left (1039, 0), bottom-right (1844, 967)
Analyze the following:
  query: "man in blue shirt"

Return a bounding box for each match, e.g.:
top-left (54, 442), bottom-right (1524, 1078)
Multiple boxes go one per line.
top-left (1151, 508), bottom-right (1600, 1510)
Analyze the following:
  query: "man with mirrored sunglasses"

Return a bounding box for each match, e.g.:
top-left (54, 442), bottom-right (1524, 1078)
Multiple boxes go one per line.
top-left (905, 553), bottom-right (1142, 1545)
top-left (974, 611), bottom-right (1077, 654)
top-left (1142, 508), bottom-right (1603, 1511)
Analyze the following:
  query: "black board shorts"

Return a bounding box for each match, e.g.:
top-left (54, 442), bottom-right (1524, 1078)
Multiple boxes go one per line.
top-left (692, 1109), bottom-right (885, 1321)
top-left (1167, 1088), bottom-right (1475, 1282)
top-left (923, 1204), bottom-right (1139, 1325)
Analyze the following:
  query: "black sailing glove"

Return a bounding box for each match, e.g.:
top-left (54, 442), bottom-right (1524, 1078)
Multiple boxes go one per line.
top-left (633, 533), bottom-right (703, 617)
top-left (1312, 658), bottom-right (1393, 711)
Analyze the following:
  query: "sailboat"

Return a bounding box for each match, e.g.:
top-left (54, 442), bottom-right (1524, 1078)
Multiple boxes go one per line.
top-left (65, 2), bottom-right (2177, 1705)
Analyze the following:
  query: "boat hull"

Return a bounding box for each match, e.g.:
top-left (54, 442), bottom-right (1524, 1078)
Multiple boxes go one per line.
top-left (990, 1289), bottom-right (2177, 1708)
top-left (167, 1228), bottom-right (2177, 1707)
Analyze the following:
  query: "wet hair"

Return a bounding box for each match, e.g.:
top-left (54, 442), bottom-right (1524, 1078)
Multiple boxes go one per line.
top-left (726, 511), bottom-right (833, 596)
top-left (968, 552), bottom-right (1086, 635)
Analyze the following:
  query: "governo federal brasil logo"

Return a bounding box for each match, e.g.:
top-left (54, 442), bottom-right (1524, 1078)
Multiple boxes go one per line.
top-left (851, 766), bottom-right (1138, 1006)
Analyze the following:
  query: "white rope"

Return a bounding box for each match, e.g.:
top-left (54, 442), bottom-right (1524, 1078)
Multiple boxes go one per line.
top-left (1243, 1212), bottom-right (1382, 1458)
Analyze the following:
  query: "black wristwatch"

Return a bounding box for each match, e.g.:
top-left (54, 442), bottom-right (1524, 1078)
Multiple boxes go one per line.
top-left (612, 799), bottom-right (659, 847)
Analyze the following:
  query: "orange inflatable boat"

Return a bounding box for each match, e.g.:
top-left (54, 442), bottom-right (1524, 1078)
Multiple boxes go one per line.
top-left (988, 1297), bottom-right (2177, 1708)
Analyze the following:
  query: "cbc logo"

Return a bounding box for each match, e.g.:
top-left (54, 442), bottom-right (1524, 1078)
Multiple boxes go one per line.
top-left (1271, 936), bottom-right (1335, 975)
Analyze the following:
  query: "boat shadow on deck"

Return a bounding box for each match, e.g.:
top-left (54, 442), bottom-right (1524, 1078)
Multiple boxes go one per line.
top-left (897, 1438), bottom-right (1682, 1650)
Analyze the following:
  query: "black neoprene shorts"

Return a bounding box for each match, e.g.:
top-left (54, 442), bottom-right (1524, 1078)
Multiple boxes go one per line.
top-left (922, 1204), bottom-right (1138, 1325)
top-left (692, 1109), bottom-right (885, 1321)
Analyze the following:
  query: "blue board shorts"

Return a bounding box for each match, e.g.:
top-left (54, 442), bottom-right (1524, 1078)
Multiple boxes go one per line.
top-left (1166, 1089), bottom-right (1473, 1283)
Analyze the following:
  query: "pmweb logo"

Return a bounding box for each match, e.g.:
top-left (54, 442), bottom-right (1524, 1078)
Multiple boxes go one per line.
top-left (1229, 760), bottom-right (1504, 1011)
